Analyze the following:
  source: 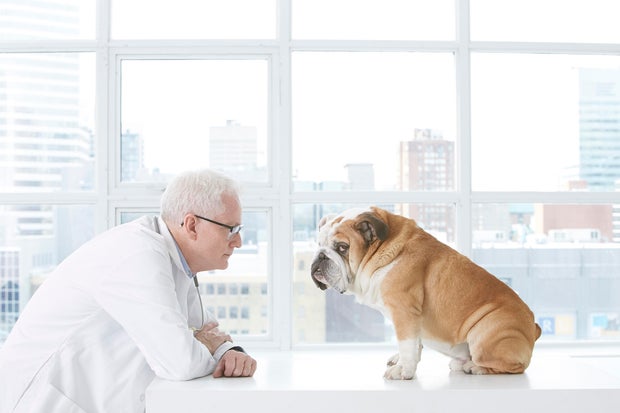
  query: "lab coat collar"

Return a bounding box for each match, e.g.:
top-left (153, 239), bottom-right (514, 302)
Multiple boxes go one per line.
top-left (155, 216), bottom-right (194, 279)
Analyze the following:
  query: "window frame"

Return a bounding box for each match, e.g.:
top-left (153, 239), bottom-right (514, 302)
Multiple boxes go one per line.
top-left (0, 0), bottom-right (619, 349)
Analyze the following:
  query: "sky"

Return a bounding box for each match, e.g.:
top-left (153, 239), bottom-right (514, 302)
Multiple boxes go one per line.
top-left (75, 0), bottom-right (620, 190)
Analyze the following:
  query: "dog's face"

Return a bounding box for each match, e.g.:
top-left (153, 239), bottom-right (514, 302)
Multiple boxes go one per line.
top-left (310, 207), bottom-right (389, 293)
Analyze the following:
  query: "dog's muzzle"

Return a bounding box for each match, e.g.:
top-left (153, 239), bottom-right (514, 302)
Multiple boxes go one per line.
top-left (310, 252), bottom-right (329, 290)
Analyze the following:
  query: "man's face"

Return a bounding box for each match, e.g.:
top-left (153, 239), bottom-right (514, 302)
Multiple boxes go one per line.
top-left (185, 193), bottom-right (243, 273)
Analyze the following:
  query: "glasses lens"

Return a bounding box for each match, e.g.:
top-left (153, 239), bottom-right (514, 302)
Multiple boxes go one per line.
top-left (229, 225), bottom-right (243, 238)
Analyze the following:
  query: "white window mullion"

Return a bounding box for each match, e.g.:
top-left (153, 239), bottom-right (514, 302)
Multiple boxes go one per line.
top-left (455, 0), bottom-right (473, 258)
top-left (97, 0), bottom-right (112, 233)
top-left (273, 0), bottom-right (294, 350)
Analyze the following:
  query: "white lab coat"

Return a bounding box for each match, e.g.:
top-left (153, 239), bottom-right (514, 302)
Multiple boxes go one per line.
top-left (0, 216), bottom-right (235, 413)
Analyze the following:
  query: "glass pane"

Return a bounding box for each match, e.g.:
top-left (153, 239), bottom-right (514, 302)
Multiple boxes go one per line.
top-left (111, 0), bottom-right (276, 39)
top-left (121, 59), bottom-right (269, 184)
top-left (292, 203), bottom-right (455, 345)
top-left (199, 210), bottom-right (270, 338)
top-left (0, 52), bottom-right (96, 192)
top-left (119, 211), bottom-right (151, 225)
top-left (471, 54), bottom-right (620, 191)
top-left (0, 204), bottom-right (95, 343)
top-left (292, 0), bottom-right (454, 40)
top-left (472, 203), bottom-right (620, 340)
top-left (292, 52), bottom-right (456, 191)
top-left (471, 0), bottom-right (620, 43)
top-left (0, 0), bottom-right (96, 41)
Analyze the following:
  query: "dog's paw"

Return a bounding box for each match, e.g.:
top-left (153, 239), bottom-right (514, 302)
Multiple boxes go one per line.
top-left (463, 361), bottom-right (491, 375)
top-left (449, 358), bottom-right (467, 372)
top-left (384, 363), bottom-right (417, 380)
top-left (386, 353), bottom-right (399, 366)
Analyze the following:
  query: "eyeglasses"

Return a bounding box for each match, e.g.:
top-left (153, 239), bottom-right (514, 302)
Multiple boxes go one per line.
top-left (193, 214), bottom-right (243, 239)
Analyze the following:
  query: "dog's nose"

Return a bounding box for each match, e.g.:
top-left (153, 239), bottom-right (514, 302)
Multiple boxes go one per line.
top-left (318, 252), bottom-right (327, 261)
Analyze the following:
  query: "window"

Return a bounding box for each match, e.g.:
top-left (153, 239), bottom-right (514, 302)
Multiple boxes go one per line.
top-left (292, 52), bottom-right (456, 191)
top-left (111, 0), bottom-right (276, 40)
top-left (120, 59), bottom-right (269, 185)
top-left (1, 0), bottom-right (619, 349)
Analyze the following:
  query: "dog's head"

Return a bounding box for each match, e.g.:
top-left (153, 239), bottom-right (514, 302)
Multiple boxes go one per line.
top-left (310, 207), bottom-right (389, 293)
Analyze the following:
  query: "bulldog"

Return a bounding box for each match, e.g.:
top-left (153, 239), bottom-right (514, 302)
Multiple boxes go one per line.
top-left (310, 206), bottom-right (541, 380)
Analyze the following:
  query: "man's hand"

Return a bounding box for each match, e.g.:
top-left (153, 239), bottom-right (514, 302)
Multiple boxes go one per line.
top-left (193, 322), bottom-right (232, 354)
top-left (213, 350), bottom-right (257, 378)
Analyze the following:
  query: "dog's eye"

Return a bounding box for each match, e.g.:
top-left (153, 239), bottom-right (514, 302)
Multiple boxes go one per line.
top-left (336, 243), bottom-right (349, 255)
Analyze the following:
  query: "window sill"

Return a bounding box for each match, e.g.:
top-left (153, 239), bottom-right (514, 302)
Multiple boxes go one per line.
top-left (146, 347), bottom-right (620, 413)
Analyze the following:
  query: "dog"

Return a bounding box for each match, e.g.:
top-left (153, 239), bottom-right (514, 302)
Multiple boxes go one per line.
top-left (310, 206), bottom-right (541, 380)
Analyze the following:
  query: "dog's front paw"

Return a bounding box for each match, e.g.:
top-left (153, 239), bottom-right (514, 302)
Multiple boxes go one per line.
top-left (386, 353), bottom-right (399, 366)
top-left (384, 363), bottom-right (417, 380)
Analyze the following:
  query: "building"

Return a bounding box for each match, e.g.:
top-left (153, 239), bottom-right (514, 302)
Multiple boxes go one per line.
top-left (120, 130), bottom-right (145, 182)
top-left (0, 248), bottom-right (20, 337)
top-left (0, 0), bottom-right (93, 331)
top-left (533, 204), bottom-right (614, 242)
top-left (399, 128), bottom-right (455, 241)
top-left (345, 163), bottom-right (375, 190)
top-left (209, 120), bottom-right (264, 182)
top-left (197, 243), bottom-right (270, 337)
top-left (578, 68), bottom-right (620, 191)
top-left (473, 244), bottom-right (620, 339)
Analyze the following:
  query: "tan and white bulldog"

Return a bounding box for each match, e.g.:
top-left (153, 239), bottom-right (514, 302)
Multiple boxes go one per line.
top-left (310, 206), bottom-right (541, 380)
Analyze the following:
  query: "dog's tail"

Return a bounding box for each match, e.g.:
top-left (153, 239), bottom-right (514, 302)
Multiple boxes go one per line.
top-left (534, 323), bottom-right (542, 341)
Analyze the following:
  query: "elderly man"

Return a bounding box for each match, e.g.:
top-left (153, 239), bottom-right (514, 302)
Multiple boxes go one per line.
top-left (0, 169), bottom-right (256, 413)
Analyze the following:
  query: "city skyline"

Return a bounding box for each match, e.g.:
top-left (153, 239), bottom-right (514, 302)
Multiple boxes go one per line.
top-left (2, 0), bottom-right (620, 344)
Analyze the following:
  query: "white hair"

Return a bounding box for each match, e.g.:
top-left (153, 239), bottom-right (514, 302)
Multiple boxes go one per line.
top-left (160, 169), bottom-right (240, 224)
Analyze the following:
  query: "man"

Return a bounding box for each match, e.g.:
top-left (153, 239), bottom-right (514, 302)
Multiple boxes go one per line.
top-left (0, 169), bottom-right (257, 413)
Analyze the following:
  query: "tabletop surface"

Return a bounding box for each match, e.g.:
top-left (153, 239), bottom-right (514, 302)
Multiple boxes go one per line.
top-left (146, 347), bottom-right (620, 412)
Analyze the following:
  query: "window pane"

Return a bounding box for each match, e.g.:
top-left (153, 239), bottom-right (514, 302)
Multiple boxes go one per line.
top-left (292, 52), bottom-right (456, 191)
top-left (120, 59), bottom-right (268, 184)
top-left (0, 0), bottom-right (95, 41)
top-left (0, 205), bottom-right (95, 342)
top-left (473, 203), bottom-right (620, 340)
top-left (471, 0), bottom-right (620, 43)
top-left (0, 52), bottom-right (95, 192)
top-left (292, 0), bottom-right (454, 40)
top-left (292, 203), bottom-right (454, 345)
top-left (119, 211), bottom-right (149, 225)
top-left (200, 210), bottom-right (270, 338)
top-left (111, 0), bottom-right (276, 39)
top-left (471, 54), bottom-right (620, 191)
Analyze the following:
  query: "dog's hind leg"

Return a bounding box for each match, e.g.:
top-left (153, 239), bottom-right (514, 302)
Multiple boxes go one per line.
top-left (466, 335), bottom-right (533, 374)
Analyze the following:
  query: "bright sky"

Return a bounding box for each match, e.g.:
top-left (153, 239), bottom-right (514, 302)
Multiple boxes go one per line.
top-left (78, 0), bottom-right (620, 190)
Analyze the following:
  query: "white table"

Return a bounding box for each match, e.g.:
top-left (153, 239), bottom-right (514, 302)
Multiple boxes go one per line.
top-left (146, 347), bottom-right (620, 413)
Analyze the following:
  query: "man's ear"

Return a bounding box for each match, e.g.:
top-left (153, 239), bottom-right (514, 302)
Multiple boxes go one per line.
top-left (355, 212), bottom-right (389, 245)
top-left (181, 214), bottom-right (200, 239)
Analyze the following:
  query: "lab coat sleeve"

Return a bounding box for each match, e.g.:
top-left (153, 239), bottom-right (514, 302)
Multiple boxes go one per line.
top-left (186, 282), bottom-right (241, 360)
top-left (95, 247), bottom-right (217, 381)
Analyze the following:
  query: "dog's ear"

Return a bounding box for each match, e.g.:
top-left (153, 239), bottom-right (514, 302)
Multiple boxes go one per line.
top-left (355, 212), bottom-right (389, 245)
top-left (318, 213), bottom-right (337, 231)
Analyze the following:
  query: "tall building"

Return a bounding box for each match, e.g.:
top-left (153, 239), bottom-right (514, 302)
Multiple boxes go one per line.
top-left (615, 180), bottom-right (620, 242)
top-left (345, 163), bottom-right (375, 190)
top-left (579, 68), bottom-right (620, 191)
top-left (209, 120), bottom-right (261, 182)
top-left (120, 130), bottom-right (145, 182)
top-left (0, 0), bottom-right (92, 335)
top-left (0, 248), bottom-right (20, 336)
top-left (399, 128), bottom-right (455, 241)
